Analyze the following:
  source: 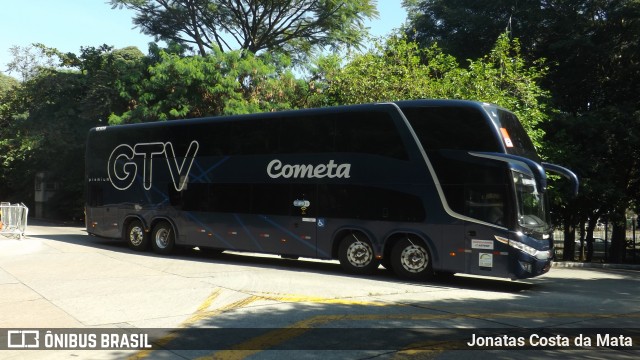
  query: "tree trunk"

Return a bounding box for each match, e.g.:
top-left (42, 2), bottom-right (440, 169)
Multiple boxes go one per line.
top-left (563, 218), bottom-right (576, 261)
top-left (585, 217), bottom-right (598, 262)
top-left (609, 209), bottom-right (627, 263)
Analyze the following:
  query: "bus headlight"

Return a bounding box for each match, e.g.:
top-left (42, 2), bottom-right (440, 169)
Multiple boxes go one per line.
top-left (496, 236), bottom-right (550, 260)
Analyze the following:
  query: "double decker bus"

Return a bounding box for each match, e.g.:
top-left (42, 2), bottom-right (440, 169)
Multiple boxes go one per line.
top-left (85, 100), bottom-right (577, 280)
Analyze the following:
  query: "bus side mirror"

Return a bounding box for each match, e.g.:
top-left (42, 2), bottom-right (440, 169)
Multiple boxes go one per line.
top-left (542, 162), bottom-right (579, 197)
top-left (470, 152), bottom-right (548, 192)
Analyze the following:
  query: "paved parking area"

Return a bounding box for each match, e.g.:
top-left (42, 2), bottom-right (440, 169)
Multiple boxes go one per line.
top-left (1, 221), bottom-right (639, 359)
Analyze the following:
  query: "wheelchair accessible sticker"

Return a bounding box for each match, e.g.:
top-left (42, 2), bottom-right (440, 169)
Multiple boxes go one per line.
top-left (317, 218), bottom-right (326, 228)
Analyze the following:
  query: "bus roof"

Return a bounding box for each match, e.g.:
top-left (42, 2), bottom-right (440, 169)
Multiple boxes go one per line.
top-left (90, 100), bottom-right (498, 133)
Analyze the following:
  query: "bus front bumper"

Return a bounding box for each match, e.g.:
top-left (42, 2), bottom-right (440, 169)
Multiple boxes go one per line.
top-left (513, 251), bottom-right (552, 279)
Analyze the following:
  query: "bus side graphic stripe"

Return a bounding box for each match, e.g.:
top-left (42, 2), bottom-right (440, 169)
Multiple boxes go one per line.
top-left (183, 212), bottom-right (234, 249)
top-left (191, 156), bottom-right (231, 183)
top-left (233, 214), bottom-right (264, 252)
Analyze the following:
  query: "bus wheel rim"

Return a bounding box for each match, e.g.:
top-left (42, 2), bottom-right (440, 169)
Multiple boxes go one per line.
top-left (347, 241), bottom-right (373, 267)
top-left (155, 228), bottom-right (170, 249)
top-left (129, 227), bottom-right (144, 246)
top-left (400, 245), bottom-right (428, 273)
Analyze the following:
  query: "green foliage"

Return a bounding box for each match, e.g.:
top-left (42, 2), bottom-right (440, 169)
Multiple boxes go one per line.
top-left (108, 48), bottom-right (308, 124)
top-left (405, 0), bottom-right (640, 259)
top-left (0, 74), bottom-right (18, 95)
top-left (453, 34), bottom-right (550, 146)
top-left (5, 44), bottom-right (59, 81)
top-left (323, 34), bottom-right (550, 148)
top-left (324, 37), bottom-right (434, 103)
top-left (404, 0), bottom-right (640, 113)
top-left (403, 0), bottom-right (544, 63)
top-left (0, 45), bottom-right (149, 218)
top-left (0, 69), bottom-right (93, 217)
top-left (544, 105), bottom-right (640, 260)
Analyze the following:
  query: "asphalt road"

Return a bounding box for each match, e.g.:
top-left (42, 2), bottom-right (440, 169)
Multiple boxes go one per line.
top-left (1, 221), bottom-right (639, 359)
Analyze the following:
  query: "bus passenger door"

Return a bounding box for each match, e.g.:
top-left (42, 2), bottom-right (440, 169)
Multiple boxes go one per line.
top-left (284, 184), bottom-right (318, 258)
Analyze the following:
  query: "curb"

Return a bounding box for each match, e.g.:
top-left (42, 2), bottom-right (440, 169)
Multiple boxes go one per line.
top-left (552, 261), bottom-right (640, 271)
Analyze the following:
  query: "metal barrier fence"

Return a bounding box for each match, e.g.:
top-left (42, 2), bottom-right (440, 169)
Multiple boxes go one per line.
top-left (553, 228), bottom-right (639, 263)
top-left (0, 202), bottom-right (29, 238)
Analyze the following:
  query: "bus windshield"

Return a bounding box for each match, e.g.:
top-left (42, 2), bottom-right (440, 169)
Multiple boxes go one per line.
top-left (513, 171), bottom-right (549, 234)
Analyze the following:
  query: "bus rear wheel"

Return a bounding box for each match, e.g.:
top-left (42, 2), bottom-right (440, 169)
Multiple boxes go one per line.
top-left (151, 221), bottom-right (175, 255)
top-left (390, 238), bottom-right (433, 280)
top-left (126, 220), bottom-right (148, 251)
top-left (338, 233), bottom-right (379, 275)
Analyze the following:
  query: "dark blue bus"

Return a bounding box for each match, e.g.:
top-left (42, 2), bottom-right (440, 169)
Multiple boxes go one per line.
top-left (85, 100), bottom-right (577, 280)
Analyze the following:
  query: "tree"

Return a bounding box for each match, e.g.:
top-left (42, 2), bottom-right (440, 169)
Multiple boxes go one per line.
top-left (110, 0), bottom-right (378, 59)
top-left (323, 34), bottom-right (550, 147)
top-left (405, 0), bottom-right (640, 262)
top-left (542, 0), bottom-right (640, 262)
top-left (544, 106), bottom-right (640, 262)
top-left (403, 0), bottom-right (542, 62)
top-left (0, 45), bottom-right (149, 218)
top-left (5, 45), bottom-right (58, 82)
top-left (404, 0), bottom-right (640, 113)
top-left (0, 74), bottom-right (18, 95)
top-left (0, 69), bottom-right (92, 217)
top-left (108, 47), bottom-right (310, 124)
top-left (0, 74), bottom-right (19, 126)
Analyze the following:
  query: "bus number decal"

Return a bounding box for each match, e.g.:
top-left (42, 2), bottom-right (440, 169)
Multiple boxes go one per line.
top-left (108, 141), bottom-right (199, 191)
top-left (500, 127), bottom-right (514, 148)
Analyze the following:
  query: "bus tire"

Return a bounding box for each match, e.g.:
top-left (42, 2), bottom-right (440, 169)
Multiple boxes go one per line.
top-left (126, 220), bottom-right (148, 251)
top-left (151, 221), bottom-right (175, 255)
top-left (338, 233), bottom-right (379, 275)
top-left (390, 238), bottom-right (433, 280)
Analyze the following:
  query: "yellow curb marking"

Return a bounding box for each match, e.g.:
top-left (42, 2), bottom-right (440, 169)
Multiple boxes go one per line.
top-left (129, 290), bottom-right (387, 359)
top-left (201, 312), bottom-right (640, 360)
top-left (132, 289), bottom-right (640, 360)
top-left (129, 289), bottom-right (262, 360)
top-left (259, 293), bottom-right (388, 307)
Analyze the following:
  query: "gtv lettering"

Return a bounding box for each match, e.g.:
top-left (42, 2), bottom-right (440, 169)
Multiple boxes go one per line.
top-left (108, 141), bottom-right (199, 191)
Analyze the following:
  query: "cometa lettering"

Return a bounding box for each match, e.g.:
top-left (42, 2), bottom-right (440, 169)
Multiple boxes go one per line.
top-left (267, 159), bottom-right (351, 179)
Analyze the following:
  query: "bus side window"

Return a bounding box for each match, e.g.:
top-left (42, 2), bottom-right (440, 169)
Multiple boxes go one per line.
top-left (333, 112), bottom-right (409, 160)
top-left (278, 116), bottom-right (333, 154)
top-left (465, 186), bottom-right (506, 226)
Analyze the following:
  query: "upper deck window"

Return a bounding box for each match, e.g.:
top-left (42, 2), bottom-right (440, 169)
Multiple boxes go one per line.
top-left (401, 106), bottom-right (502, 152)
top-left (493, 109), bottom-right (539, 161)
top-left (188, 110), bottom-right (409, 160)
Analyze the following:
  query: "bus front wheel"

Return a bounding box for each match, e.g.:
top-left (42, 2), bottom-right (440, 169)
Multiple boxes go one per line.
top-left (390, 238), bottom-right (433, 280)
top-left (151, 222), bottom-right (175, 255)
top-left (338, 233), bottom-right (379, 275)
top-left (126, 220), bottom-right (148, 251)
